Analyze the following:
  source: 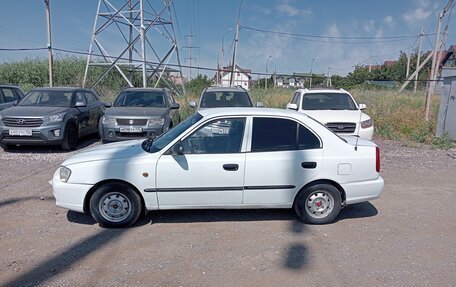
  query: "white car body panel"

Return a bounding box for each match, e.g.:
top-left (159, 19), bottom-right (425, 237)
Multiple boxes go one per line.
top-left (52, 107), bottom-right (383, 219)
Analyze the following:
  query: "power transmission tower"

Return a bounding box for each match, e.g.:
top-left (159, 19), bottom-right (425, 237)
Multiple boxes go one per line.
top-left (83, 0), bottom-right (185, 95)
top-left (182, 34), bottom-right (199, 80)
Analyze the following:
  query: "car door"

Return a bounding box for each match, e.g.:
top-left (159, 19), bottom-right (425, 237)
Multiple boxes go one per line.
top-left (84, 91), bottom-right (103, 134)
top-left (74, 91), bottom-right (91, 136)
top-left (243, 117), bottom-right (323, 205)
top-left (156, 117), bottom-right (247, 207)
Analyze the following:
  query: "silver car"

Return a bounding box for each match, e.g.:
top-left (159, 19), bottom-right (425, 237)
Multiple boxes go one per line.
top-left (99, 88), bottom-right (180, 143)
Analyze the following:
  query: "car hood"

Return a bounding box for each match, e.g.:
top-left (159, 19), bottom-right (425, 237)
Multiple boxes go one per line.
top-left (0, 106), bottom-right (71, 117)
top-left (62, 139), bottom-right (146, 166)
top-left (105, 107), bottom-right (168, 117)
top-left (340, 135), bottom-right (377, 147)
top-left (302, 110), bottom-right (370, 124)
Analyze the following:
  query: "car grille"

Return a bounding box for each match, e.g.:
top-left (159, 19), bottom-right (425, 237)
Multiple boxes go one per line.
top-left (2, 117), bottom-right (44, 127)
top-left (326, 122), bottom-right (356, 133)
top-left (116, 118), bottom-right (148, 126)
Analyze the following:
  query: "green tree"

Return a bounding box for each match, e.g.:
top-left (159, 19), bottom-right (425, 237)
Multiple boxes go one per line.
top-left (184, 74), bottom-right (212, 96)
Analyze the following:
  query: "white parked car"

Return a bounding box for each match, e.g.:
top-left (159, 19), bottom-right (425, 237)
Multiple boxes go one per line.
top-left (286, 88), bottom-right (374, 140)
top-left (52, 108), bottom-right (384, 227)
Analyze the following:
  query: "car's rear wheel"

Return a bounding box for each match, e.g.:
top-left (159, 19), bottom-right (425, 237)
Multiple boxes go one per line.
top-left (294, 183), bottom-right (342, 224)
top-left (61, 124), bottom-right (78, 151)
top-left (89, 182), bottom-right (142, 228)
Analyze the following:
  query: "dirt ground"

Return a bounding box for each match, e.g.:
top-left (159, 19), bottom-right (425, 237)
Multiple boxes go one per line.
top-left (0, 138), bottom-right (455, 287)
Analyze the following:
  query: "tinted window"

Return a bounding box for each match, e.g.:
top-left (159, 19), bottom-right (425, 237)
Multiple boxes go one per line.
top-left (75, 92), bottom-right (86, 104)
top-left (181, 118), bottom-right (246, 154)
top-left (298, 125), bottom-right (320, 149)
top-left (302, 93), bottom-right (357, 110)
top-left (291, 92), bottom-right (301, 105)
top-left (1, 88), bottom-right (17, 103)
top-left (251, 118), bottom-right (297, 152)
top-left (85, 92), bottom-right (96, 104)
top-left (201, 91), bottom-right (252, 108)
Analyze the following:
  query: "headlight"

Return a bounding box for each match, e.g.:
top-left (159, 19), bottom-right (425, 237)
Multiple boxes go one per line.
top-left (361, 119), bottom-right (373, 129)
top-left (44, 113), bottom-right (65, 123)
top-left (148, 117), bottom-right (164, 127)
top-left (101, 116), bottom-right (116, 125)
top-left (59, 166), bottom-right (71, 183)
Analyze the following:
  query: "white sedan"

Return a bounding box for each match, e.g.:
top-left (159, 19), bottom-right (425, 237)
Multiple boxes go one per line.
top-left (52, 108), bottom-right (384, 227)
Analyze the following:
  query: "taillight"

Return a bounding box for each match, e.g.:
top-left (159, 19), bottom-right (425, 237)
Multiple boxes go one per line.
top-left (376, 146), bottom-right (380, 172)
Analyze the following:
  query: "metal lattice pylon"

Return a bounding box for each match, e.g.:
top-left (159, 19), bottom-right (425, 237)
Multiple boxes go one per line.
top-left (83, 0), bottom-right (185, 95)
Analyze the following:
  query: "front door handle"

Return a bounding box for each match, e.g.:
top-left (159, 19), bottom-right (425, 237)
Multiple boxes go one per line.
top-left (301, 162), bottom-right (317, 169)
top-left (223, 164), bottom-right (239, 171)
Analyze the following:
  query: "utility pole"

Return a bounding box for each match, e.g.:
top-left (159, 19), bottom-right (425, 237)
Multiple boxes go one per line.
top-left (369, 55), bottom-right (373, 73)
top-left (406, 43), bottom-right (411, 78)
top-left (425, 0), bottom-right (454, 121)
top-left (414, 27), bottom-right (424, 93)
top-left (327, 66), bottom-right (332, 87)
top-left (310, 57), bottom-right (314, 88)
top-left (265, 55), bottom-right (271, 90)
top-left (230, 0), bottom-right (243, 87)
top-left (140, 0), bottom-right (146, 87)
top-left (45, 0), bottom-right (53, 87)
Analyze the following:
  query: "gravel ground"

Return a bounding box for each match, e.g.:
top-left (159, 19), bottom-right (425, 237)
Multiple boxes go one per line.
top-left (0, 137), bottom-right (455, 287)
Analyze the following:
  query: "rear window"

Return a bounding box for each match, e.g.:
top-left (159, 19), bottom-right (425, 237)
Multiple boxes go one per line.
top-left (200, 91), bottom-right (252, 108)
top-left (302, 93), bottom-right (357, 110)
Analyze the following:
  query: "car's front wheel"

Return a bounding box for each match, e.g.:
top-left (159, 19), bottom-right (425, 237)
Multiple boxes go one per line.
top-left (294, 183), bottom-right (342, 224)
top-left (61, 123), bottom-right (78, 151)
top-left (89, 182), bottom-right (142, 228)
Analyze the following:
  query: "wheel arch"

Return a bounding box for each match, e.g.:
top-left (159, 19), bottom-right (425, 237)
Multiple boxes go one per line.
top-left (83, 179), bottom-right (145, 214)
top-left (293, 179), bottom-right (346, 208)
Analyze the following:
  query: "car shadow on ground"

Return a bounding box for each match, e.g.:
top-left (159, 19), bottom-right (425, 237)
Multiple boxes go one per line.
top-left (2, 134), bottom-right (100, 154)
top-left (335, 202), bottom-right (378, 222)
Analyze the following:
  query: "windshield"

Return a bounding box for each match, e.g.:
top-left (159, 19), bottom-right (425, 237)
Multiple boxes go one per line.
top-left (200, 91), bottom-right (252, 108)
top-left (142, 113), bottom-right (203, 153)
top-left (114, 90), bottom-right (166, 108)
top-left (302, 93), bottom-right (357, 110)
top-left (18, 90), bottom-right (72, 107)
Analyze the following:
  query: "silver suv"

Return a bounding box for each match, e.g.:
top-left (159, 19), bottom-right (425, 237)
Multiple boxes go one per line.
top-left (0, 87), bottom-right (105, 150)
top-left (189, 86), bottom-right (262, 110)
top-left (99, 88), bottom-right (180, 143)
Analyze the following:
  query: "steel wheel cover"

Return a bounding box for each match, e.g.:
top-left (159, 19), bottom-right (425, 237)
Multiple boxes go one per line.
top-left (305, 190), bottom-right (335, 219)
top-left (99, 192), bottom-right (132, 222)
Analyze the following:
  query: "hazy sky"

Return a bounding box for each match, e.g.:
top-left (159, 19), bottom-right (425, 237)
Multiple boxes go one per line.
top-left (0, 0), bottom-right (455, 78)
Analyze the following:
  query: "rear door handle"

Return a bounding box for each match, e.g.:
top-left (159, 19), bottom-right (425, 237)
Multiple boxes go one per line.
top-left (223, 164), bottom-right (239, 171)
top-left (301, 162), bottom-right (317, 169)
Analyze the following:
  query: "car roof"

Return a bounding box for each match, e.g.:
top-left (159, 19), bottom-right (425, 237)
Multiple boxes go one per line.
top-left (0, 84), bottom-right (22, 89)
top-left (31, 87), bottom-right (91, 92)
top-left (197, 107), bottom-right (308, 119)
top-left (122, 87), bottom-right (166, 92)
top-left (297, 87), bottom-right (349, 94)
top-left (204, 86), bottom-right (247, 92)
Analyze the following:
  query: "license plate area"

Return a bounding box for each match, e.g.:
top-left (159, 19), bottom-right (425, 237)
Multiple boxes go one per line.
top-left (9, 129), bottom-right (33, 136)
top-left (119, 126), bottom-right (143, 133)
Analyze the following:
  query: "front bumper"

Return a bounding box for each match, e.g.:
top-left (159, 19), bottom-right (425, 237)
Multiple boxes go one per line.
top-left (0, 123), bottom-right (66, 146)
top-left (99, 124), bottom-right (163, 142)
top-left (52, 168), bottom-right (93, 213)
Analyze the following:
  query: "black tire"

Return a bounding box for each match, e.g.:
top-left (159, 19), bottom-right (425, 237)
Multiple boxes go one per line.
top-left (0, 142), bottom-right (10, 151)
top-left (294, 183), bottom-right (342, 224)
top-left (89, 182), bottom-right (142, 228)
top-left (61, 123), bottom-right (78, 151)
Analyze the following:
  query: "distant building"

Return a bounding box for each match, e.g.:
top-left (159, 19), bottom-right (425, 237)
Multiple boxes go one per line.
top-left (275, 72), bottom-right (324, 88)
top-left (214, 65), bottom-right (252, 90)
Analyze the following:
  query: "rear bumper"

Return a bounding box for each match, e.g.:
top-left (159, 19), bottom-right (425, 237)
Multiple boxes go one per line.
top-left (342, 176), bottom-right (384, 205)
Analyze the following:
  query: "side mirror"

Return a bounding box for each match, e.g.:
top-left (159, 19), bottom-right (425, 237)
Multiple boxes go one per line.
top-left (75, 101), bottom-right (87, 108)
top-left (189, 101), bottom-right (197, 109)
top-left (104, 102), bottom-right (112, 108)
top-left (358, 103), bottom-right (367, 110)
top-left (172, 142), bottom-right (184, 155)
top-left (170, 103), bottom-right (180, 110)
top-left (13, 100), bottom-right (18, 106)
top-left (287, 103), bottom-right (298, 110)
top-left (256, 102), bottom-right (264, 108)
